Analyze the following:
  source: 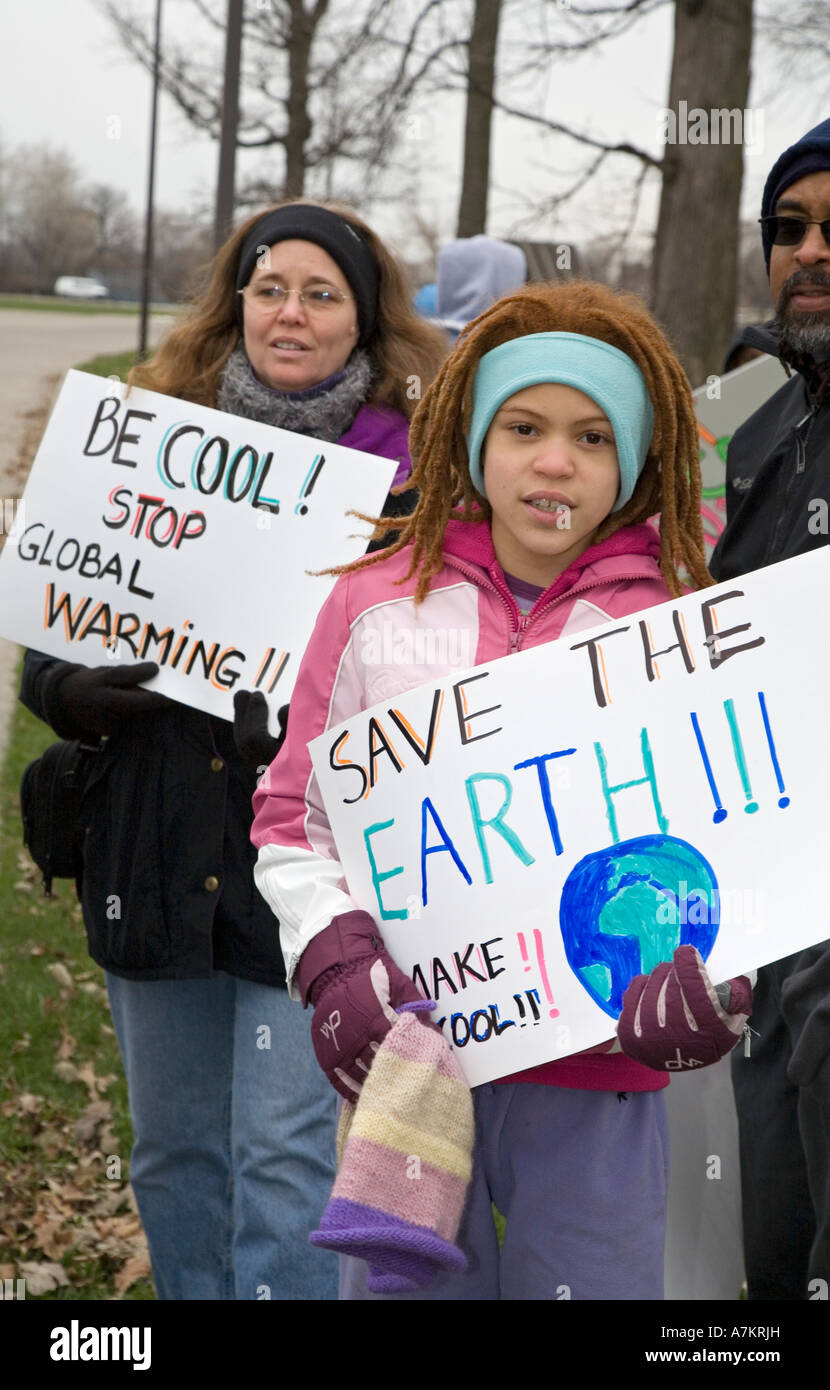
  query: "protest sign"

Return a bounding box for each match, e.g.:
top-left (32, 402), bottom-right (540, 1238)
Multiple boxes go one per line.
top-left (0, 370), bottom-right (397, 721)
top-left (694, 353), bottom-right (785, 562)
top-left (310, 547), bottom-right (830, 1086)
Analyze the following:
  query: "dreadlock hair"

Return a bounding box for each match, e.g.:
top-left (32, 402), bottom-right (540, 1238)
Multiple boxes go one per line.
top-left (336, 279), bottom-right (712, 602)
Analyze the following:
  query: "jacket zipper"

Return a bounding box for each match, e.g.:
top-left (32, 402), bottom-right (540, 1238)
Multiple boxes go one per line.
top-left (794, 406), bottom-right (818, 474)
top-left (764, 397), bottom-right (821, 565)
top-left (447, 557), bottom-right (657, 653)
top-left (510, 613), bottom-right (528, 653)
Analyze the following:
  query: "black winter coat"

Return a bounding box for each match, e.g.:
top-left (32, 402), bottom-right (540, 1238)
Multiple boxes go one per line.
top-left (20, 477), bottom-right (416, 986)
top-left (710, 331), bottom-right (828, 582)
top-left (21, 650), bottom-right (289, 984)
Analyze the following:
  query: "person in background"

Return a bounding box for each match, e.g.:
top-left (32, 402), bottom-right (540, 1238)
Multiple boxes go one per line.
top-left (434, 234), bottom-right (527, 340)
top-left (711, 116), bottom-right (830, 1301)
top-left (414, 281), bottom-right (438, 318)
top-left (722, 322), bottom-right (771, 374)
top-left (19, 200), bottom-right (447, 1301)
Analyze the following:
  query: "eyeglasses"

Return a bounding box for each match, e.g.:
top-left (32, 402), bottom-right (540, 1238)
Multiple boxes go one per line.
top-left (238, 284), bottom-right (353, 313)
top-left (759, 215), bottom-right (830, 249)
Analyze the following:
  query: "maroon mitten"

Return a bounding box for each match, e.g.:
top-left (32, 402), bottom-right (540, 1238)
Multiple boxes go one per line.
top-left (617, 944), bottom-right (752, 1072)
top-left (297, 910), bottom-right (428, 1100)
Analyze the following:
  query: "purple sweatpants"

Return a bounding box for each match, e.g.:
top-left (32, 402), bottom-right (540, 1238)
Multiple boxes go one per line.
top-left (340, 1082), bottom-right (669, 1300)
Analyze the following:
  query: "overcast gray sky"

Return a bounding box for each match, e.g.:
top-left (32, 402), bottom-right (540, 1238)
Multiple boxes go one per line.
top-left (0, 0), bottom-right (824, 262)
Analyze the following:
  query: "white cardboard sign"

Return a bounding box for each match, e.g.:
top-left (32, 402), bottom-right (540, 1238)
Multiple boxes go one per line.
top-left (694, 353), bottom-right (785, 562)
top-left (310, 549), bottom-right (830, 1086)
top-left (0, 371), bottom-right (397, 721)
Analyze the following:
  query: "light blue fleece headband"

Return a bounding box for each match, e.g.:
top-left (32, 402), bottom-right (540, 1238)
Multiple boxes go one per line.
top-left (466, 331), bottom-right (655, 512)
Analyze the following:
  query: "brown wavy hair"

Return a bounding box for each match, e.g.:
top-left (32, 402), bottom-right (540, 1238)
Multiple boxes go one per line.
top-left (128, 200), bottom-right (448, 416)
top-left (338, 279), bottom-right (712, 600)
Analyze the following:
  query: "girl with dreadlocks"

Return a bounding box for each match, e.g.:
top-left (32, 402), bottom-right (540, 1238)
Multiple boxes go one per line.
top-left (251, 280), bottom-right (752, 1299)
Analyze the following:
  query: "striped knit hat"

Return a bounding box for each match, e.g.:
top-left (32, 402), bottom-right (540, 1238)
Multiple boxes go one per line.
top-left (310, 1009), bottom-right (474, 1293)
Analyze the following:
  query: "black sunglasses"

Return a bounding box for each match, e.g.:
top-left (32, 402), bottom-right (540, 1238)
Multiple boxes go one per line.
top-left (759, 215), bottom-right (830, 249)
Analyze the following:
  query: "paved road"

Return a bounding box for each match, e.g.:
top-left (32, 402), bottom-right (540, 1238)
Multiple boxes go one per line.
top-left (0, 309), bottom-right (173, 803)
top-left (0, 309), bottom-right (172, 492)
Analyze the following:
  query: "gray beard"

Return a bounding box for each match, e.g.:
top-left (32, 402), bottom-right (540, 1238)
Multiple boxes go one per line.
top-left (775, 311), bottom-right (830, 359)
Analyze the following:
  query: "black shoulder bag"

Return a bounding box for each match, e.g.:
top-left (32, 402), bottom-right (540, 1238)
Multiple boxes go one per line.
top-left (20, 738), bottom-right (102, 895)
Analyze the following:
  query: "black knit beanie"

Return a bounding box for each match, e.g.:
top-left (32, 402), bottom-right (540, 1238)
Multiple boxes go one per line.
top-left (761, 117), bottom-right (830, 272)
top-left (235, 205), bottom-right (380, 346)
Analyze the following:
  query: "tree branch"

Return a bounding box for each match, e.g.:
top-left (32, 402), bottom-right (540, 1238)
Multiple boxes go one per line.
top-left (490, 98), bottom-right (663, 168)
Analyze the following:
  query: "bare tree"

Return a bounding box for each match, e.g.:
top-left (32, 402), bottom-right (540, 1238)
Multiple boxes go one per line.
top-left (453, 0), bottom-right (753, 384)
top-left (456, 0), bottom-right (503, 237)
top-left (2, 147), bottom-right (99, 292)
top-left (737, 220), bottom-right (773, 320)
top-left (152, 210), bottom-right (214, 301)
top-left (84, 184), bottom-right (139, 263)
top-left (443, 0), bottom-right (666, 245)
top-left (101, 0), bottom-right (463, 203)
top-left (98, 0), bottom-right (758, 375)
top-left (650, 0), bottom-right (754, 385)
top-left (757, 0), bottom-right (830, 90)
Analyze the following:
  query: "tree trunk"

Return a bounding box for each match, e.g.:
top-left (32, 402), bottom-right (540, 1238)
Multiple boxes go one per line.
top-left (456, 0), bottom-right (502, 238)
top-left (213, 0), bottom-right (244, 249)
top-left (284, 0), bottom-right (321, 198)
top-left (651, 0), bottom-right (754, 387)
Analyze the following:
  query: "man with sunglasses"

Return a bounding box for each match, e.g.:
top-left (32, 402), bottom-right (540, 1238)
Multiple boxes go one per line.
top-left (711, 117), bottom-right (830, 1302)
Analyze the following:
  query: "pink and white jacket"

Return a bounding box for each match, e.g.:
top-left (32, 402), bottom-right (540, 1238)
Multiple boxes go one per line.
top-left (252, 519), bottom-right (677, 1092)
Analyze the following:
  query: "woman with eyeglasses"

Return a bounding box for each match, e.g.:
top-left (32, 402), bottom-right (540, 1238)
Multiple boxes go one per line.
top-left (20, 202), bottom-right (447, 1301)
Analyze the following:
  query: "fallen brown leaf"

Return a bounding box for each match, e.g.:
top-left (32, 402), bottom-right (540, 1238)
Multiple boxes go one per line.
top-left (46, 962), bottom-right (74, 991)
top-left (56, 1032), bottom-right (77, 1062)
top-left (95, 1186), bottom-right (131, 1217)
top-left (73, 1099), bottom-right (111, 1145)
top-left (114, 1253), bottom-right (152, 1295)
top-left (43, 1177), bottom-right (94, 1205)
top-left (74, 1061), bottom-right (116, 1098)
top-left (54, 1061), bottom-right (80, 1085)
top-left (18, 1260), bottom-right (69, 1295)
top-left (110, 1215), bottom-right (142, 1239)
top-left (31, 1216), bottom-right (73, 1260)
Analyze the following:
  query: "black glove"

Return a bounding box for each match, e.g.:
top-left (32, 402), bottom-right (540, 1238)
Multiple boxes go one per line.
top-left (233, 691), bottom-right (288, 776)
top-left (42, 662), bottom-right (168, 739)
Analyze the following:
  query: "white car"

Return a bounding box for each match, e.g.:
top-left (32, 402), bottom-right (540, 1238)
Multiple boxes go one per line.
top-left (54, 276), bottom-right (109, 300)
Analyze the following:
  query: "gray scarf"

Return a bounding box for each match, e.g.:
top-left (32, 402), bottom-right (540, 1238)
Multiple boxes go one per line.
top-left (216, 345), bottom-right (373, 441)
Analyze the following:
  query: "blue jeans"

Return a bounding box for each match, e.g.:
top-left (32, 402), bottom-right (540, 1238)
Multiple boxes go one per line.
top-left (106, 972), bottom-right (338, 1300)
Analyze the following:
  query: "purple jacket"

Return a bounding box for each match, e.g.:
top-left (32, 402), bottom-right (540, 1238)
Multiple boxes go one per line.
top-left (338, 404), bottom-right (411, 489)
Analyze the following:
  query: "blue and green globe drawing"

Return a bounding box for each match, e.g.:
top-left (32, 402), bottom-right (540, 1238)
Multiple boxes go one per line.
top-left (558, 834), bottom-right (720, 1018)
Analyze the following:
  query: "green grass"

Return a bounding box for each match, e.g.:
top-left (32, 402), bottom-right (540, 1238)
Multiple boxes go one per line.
top-left (0, 340), bottom-right (177, 1299)
top-left (76, 351), bottom-right (141, 380)
top-left (0, 672), bottom-right (154, 1300)
top-left (0, 690), bottom-right (132, 1154)
top-left (0, 295), bottom-right (174, 316)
